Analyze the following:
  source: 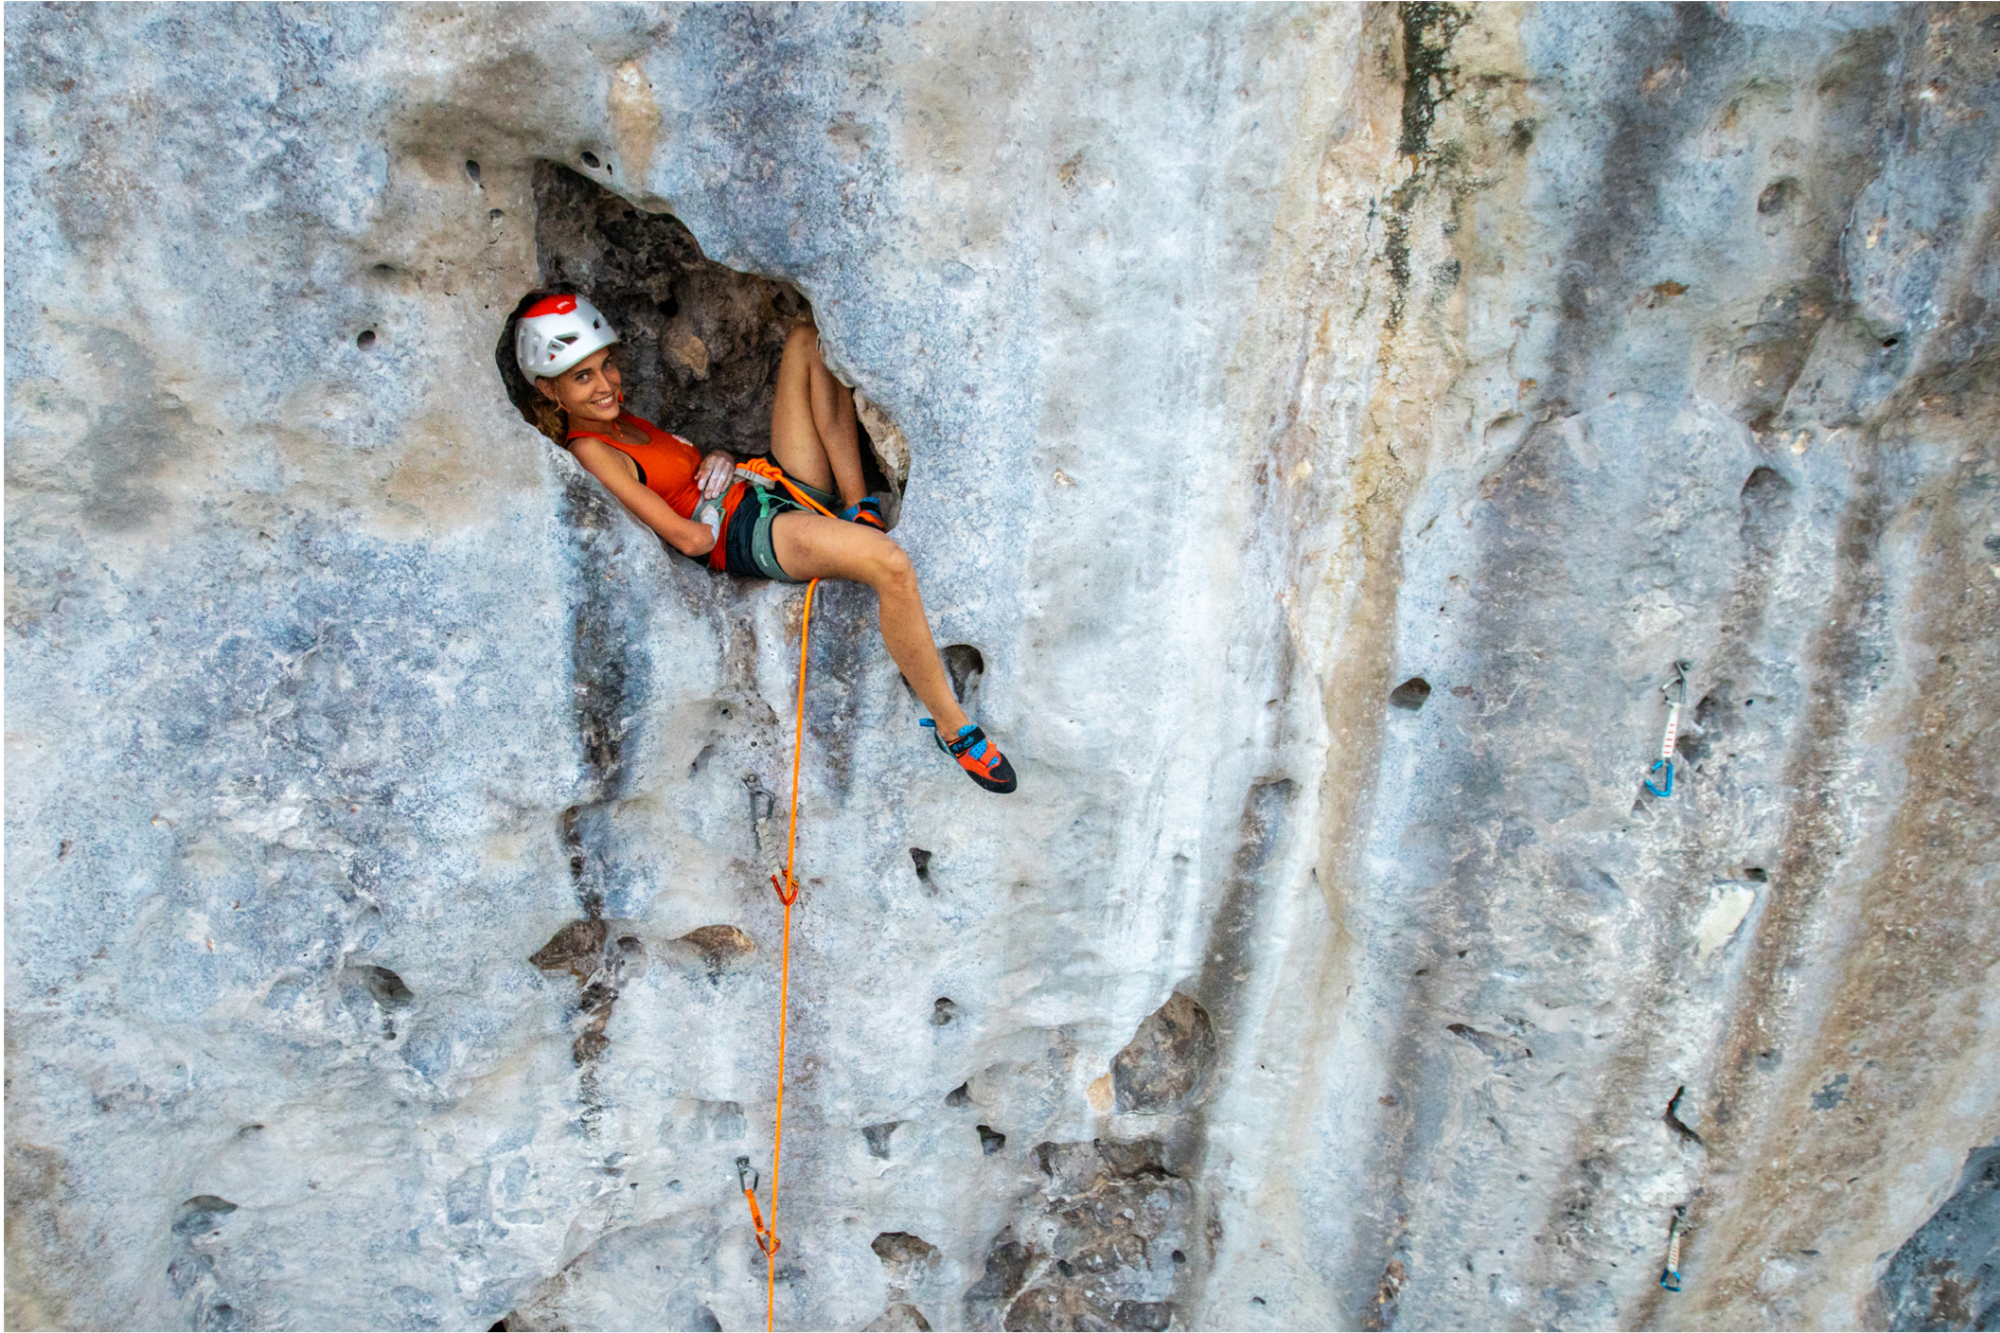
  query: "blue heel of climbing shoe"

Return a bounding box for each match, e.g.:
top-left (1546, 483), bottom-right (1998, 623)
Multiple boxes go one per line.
top-left (839, 497), bottom-right (886, 531)
top-left (921, 719), bottom-right (1017, 794)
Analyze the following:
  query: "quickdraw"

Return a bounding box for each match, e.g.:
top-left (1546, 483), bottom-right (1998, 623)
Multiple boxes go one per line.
top-left (1660, 1206), bottom-right (1689, 1291)
top-left (1645, 660), bottom-right (1691, 798)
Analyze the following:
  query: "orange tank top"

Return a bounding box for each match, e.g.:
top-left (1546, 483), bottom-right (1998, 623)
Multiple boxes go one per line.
top-left (567, 414), bottom-right (746, 570)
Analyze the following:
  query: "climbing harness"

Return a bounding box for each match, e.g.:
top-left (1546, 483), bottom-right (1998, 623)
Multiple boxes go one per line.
top-left (1659, 1206), bottom-right (1689, 1291)
top-left (735, 456), bottom-right (842, 521)
top-left (1644, 660), bottom-right (1692, 798)
top-left (737, 515), bottom-right (833, 1331)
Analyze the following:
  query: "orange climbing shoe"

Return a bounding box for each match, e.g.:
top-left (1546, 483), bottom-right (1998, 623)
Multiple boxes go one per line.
top-left (922, 720), bottom-right (1017, 793)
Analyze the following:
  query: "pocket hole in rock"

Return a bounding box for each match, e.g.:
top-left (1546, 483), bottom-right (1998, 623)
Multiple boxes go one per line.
top-left (1756, 177), bottom-right (1796, 215)
top-left (862, 1121), bottom-right (898, 1159)
top-left (369, 262), bottom-right (397, 280)
top-left (355, 964), bottom-right (413, 1008)
top-left (1389, 677), bottom-right (1432, 711)
top-left (580, 151), bottom-right (601, 169)
top-left (976, 1124), bottom-right (1006, 1155)
top-left (172, 1195), bottom-right (238, 1238)
top-left (1172, 1249), bottom-right (1187, 1265)
top-left (464, 159), bottom-right (481, 184)
top-left (943, 645), bottom-right (985, 707)
top-left (1744, 867), bottom-right (1769, 882)
top-left (356, 329), bottom-right (377, 350)
top-left (909, 847), bottom-right (933, 886)
top-left (931, 997), bottom-right (959, 1026)
top-left (945, 1082), bottom-right (971, 1108)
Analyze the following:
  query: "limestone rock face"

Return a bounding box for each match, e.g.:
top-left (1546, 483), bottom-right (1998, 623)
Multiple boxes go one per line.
top-left (6, 5), bottom-right (1997, 1331)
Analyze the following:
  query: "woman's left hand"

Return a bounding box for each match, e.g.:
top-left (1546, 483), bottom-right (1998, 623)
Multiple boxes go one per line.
top-left (697, 451), bottom-right (737, 499)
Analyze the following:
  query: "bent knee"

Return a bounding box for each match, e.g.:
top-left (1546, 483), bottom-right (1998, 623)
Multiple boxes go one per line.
top-left (868, 539), bottom-right (917, 592)
top-left (784, 321), bottom-right (822, 364)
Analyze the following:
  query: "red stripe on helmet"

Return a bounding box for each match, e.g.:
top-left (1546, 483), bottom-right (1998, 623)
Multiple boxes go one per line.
top-left (523, 294), bottom-right (579, 318)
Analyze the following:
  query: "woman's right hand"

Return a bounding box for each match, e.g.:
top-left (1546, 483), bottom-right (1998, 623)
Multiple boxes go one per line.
top-left (697, 451), bottom-right (737, 500)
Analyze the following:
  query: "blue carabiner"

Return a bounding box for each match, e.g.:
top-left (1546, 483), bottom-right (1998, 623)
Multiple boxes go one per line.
top-left (1645, 758), bottom-right (1674, 798)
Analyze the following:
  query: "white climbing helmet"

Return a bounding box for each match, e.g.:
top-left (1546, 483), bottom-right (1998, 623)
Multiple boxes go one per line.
top-left (515, 293), bottom-right (619, 380)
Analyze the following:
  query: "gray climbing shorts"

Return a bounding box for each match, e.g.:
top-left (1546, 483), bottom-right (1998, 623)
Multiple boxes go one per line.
top-left (720, 470), bottom-right (839, 583)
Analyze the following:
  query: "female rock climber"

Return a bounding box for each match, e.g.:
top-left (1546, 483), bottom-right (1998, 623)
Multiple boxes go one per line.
top-left (500, 291), bottom-right (1015, 793)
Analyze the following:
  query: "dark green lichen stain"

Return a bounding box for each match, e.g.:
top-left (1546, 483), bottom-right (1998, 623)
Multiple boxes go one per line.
top-left (1399, 3), bottom-right (1472, 159)
top-left (1384, 2), bottom-right (1471, 333)
top-left (1810, 1071), bottom-right (1850, 1110)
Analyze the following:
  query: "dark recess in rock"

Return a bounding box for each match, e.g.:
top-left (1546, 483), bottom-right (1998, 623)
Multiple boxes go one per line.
top-left (977, 1124), bottom-right (1007, 1155)
top-left (863, 1122), bottom-right (899, 1159)
top-left (531, 919), bottom-right (607, 979)
top-left (172, 1195), bottom-right (237, 1238)
top-left (872, 1230), bottom-right (940, 1267)
top-left (528, 917), bottom-right (639, 1064)
top-left (995, 1141), bottom-right (1194, 1330)
top-left (863, 1304), bottom-right (933, 1332)
top-left (355, 964), bottom-right (413, 1008)
top-left (932, 997), bottom-right (959, 1026)
top-left (1112, 992), bottom-right (1217, 1113)
top-left (943, 644), bottom-right (984, 708)
top-left (962, 1230), bottom-right (1034, 1320)
top-left (909, 847), bottom-right (935, 891)
top-left (1389, 676), bottom-right (1433, 710)
top-left (1757, 176), bottom-right (1797, 214)
top-left (945, 1082), bottom-right (972, 1108)
top-left (677, 924), bottom-right (755, 977)
top-left (1446, 1022), bottom-right (1532, 1064)
top-left (1873, 1143), bottom-right (1999, 1332)
top-left (1663, 1085), bottom-right (1705, 1146)
top-left (515, 162), bottom-right (887, 491)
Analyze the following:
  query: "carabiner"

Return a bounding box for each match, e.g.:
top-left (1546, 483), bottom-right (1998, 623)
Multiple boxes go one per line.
top-left (735, 1155), bottom-right (759, 1194)
top-left (1645, 758), bottom-right (1674, 799)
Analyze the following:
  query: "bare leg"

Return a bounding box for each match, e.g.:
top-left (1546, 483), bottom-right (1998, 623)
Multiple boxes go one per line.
top-left (768, 511), bottom-right (970, 735)
top-left (768, 323), bottom-right (867, 509)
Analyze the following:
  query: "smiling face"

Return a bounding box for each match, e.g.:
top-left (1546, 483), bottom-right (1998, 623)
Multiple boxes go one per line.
top-left (534, 346), bottom-right (622, 425)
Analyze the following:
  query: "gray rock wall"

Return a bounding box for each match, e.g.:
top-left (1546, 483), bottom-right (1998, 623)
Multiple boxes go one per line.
top-left (5, 4), bottom-right (1996, 1330)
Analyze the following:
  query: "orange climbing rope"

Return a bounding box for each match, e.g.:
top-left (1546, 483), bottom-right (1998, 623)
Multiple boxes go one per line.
top-left (736, 458), bottom-right (843, 1332)
top-left (738, 575), bottom-right (816, 1332)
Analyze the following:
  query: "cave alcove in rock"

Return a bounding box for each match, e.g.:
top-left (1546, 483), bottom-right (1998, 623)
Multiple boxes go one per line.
top-left (500, 163), bottom-right (898, 508)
